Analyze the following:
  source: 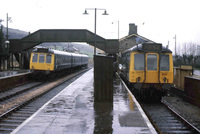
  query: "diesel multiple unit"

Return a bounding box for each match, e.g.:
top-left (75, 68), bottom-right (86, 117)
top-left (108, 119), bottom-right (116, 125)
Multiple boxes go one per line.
top-left (120, 42), bottom-right (173, 100)
top-left (30, 48), bottom-right (88, 75)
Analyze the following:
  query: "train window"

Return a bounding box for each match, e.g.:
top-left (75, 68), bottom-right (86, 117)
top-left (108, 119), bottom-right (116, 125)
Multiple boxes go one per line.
top-left (39, 54), bottom-right (45, 63)
top-left (147, 54), bottom-right (157, 70)
top-left (46, 55), bottom-right (52, 63)
top-left (32, 54), bottom-right (38, 63)
top-left (160, 55), bottom-right (169, 71)
top-left (134, 54), bottom-right (144, 70)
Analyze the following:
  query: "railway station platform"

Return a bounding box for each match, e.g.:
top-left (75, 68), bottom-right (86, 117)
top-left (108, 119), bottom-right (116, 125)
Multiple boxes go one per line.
top-left (0, 70), bottom-right (30, 78)
top-left (0, 70), bottom-right (31, 91)
top-left (11, 69), bottom-right (157, 134)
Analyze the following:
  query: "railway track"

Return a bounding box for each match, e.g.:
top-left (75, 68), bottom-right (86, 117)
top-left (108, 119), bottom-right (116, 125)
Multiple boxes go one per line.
top-left (0, 68), bottom-right (90, 134)
top-left (118, 74), bottom-right (200, 134)
top-left (141, 102), bottom-right (200, 134)
top-left (0, 82), bottom-right (44, 103)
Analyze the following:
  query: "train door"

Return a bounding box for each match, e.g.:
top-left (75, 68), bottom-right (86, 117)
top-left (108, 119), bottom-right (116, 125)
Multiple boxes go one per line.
top-left (159, 53), bottom-right (173, 84)
top-left (130, 53), bottom-right (145, 83)
top-left (122, 52), bottom-right (130, 80)
top-left (145, 53), bottom-right (159, 83)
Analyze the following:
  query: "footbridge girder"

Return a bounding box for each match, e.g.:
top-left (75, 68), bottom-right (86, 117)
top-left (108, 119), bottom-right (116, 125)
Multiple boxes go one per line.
top-left (10, 29), bottom-right (119, 54)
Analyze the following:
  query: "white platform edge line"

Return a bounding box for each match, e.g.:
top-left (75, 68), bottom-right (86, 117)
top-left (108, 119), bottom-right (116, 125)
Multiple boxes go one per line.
top-left (0, 72), bottom-right (31, 80)
top-left (11, 69), bottom-right (92, 134)
top-left (117, 73), bottom-right (157, 134)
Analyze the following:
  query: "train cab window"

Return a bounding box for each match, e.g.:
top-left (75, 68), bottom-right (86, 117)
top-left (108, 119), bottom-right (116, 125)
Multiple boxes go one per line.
top-left (32, 54), bottom-right (38, 63)
top-left (134, 54), bottom-right (144, 70)
top-left (46, 55), bottom-right (52, 63)
top-left (160, 55), bottom-right (169, 71)
top-left (39, 54), bottom-right (45, 63)
top-left (147, 54), bottom-right (157, 71)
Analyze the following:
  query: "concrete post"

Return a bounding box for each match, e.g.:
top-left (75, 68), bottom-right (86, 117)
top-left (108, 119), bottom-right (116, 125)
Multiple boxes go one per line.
top-left (94, 55), bottom-right (114, 102)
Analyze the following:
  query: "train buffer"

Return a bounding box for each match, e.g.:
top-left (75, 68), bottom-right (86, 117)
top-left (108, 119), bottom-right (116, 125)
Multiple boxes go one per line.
top-left (11, 69), bottom-right (157, 134)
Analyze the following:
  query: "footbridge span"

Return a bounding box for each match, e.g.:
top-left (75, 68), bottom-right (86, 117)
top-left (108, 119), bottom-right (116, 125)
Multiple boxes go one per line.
top-left (10, 29), bottom-right (119, 54)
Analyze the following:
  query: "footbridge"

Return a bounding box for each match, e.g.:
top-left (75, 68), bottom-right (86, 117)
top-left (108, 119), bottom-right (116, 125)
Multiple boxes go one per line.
top-left (9, 29), bottom-right (119, 54)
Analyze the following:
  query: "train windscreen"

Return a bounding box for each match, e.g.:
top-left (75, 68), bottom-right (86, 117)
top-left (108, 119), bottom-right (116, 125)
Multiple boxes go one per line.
top-left (134, 54), bottom-right (144, 70)
top-left (39, 54), bottom-right (45, 63)
top-left (147, 54), bottom-right (157, 70)
top-left (160, 55), bottom-right (169, 71)
top-left (32, 54), bottom-right (38, 63)
top-left (46, 55), bottom-right (52, 63)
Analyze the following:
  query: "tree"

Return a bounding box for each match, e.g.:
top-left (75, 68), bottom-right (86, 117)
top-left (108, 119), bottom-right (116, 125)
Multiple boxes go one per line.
top-left (183, 54), bottom-right (187, 64)
top-left (187, 54), bottom-right (193, 64)
top-left (180, 42), bottom-right (200, 67)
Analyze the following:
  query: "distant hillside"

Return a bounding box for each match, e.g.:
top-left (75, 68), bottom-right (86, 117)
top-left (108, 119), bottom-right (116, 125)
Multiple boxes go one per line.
top-left (2, 27), bottom-right (29, 39)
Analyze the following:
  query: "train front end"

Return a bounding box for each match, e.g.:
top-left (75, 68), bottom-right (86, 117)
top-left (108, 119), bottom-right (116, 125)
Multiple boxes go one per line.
top-left (120, 43), bottom-right (174, 101)
top-left (30, 48), bottom-right (54, 75)
top-left (129, 43), bottom-right (173, 90)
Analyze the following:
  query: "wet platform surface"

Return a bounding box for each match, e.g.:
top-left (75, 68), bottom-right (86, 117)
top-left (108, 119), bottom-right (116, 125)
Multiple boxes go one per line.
top-left (11, 69), bottom-right (156, 134)
top-left (0, 70), bottom-right (30, 79)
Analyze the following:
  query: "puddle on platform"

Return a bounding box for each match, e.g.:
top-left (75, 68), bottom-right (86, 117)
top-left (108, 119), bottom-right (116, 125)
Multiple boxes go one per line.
top-left (93, 77), bottom-right (137, 133)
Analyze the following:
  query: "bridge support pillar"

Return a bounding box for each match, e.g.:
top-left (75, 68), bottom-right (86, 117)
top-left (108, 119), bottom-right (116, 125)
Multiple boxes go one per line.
top-left (0, 57), bottom-right (1, 71)
top-left (3, 58), bottom-right (5, 70)
top-left (7, 54), bottom-right (10, 70)
top-left (18, 53), bottom-right (24, 69)
top-left (11, 53), bottom-right (13, 70)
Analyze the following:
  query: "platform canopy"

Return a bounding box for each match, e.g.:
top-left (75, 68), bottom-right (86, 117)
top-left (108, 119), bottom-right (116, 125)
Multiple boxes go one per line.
top-left (9, 29), bottom-right (119, 54)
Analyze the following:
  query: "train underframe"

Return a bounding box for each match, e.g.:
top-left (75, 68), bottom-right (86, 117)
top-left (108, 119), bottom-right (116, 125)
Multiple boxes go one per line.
top-left (120, 74), bottom-right (171, 102)
top-left (131, 83), bottom-right (170, 102)
top-left (30, 65), bottom-right (87, 81)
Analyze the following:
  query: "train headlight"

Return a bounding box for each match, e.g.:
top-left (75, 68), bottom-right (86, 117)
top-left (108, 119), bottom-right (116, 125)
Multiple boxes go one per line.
top-left (163, 77), bottom-right (167, 83)
top-left (137, 77), bottom-right (141, 82)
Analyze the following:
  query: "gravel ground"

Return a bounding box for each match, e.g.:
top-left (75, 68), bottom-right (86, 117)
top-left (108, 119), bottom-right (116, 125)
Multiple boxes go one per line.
top-left (162, 95), bottom-right (200, 130)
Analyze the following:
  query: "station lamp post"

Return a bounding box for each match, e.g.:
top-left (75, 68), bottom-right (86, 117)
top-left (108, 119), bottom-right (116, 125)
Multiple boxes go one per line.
top-left (6, 13), bottom-right (12, 40)
top-left (0, 19), bottom-right (3, 44)
top-left (83, 8), bottom-right (108, 55)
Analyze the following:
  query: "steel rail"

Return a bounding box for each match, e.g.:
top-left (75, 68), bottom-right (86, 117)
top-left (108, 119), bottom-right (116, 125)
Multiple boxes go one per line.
top-left (0, 82), bottom-right (44, 102)
top-left (162, 99), bottom-right (200, 133)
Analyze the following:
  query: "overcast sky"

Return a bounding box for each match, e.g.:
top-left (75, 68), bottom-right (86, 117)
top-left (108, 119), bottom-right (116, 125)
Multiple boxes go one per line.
top-left (1, 0), bottom-right (200, 52)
